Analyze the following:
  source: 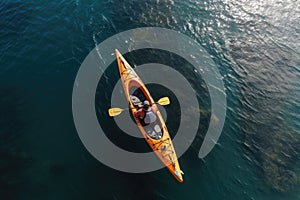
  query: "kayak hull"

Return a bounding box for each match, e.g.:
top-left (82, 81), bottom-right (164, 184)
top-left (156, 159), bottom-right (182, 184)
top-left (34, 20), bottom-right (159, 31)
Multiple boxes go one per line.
top-left (115, 49), bottom-right (183, 182)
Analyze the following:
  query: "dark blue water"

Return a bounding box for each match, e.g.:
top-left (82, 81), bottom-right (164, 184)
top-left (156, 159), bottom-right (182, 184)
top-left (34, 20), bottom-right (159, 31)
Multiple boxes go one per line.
top-left (1, 0), bottom-right (299, 199)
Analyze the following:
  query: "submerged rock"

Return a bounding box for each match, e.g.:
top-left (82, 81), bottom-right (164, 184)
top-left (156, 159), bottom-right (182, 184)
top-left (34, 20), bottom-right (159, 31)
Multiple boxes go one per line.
top-left (263, 160), bottom-right (298, 192)
top-left (245, 118), bottom-right (300, 192)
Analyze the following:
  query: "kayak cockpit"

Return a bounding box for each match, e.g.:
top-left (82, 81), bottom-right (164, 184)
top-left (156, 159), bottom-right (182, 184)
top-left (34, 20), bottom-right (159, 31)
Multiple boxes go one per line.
top-left (129, 86), bottom-right (164, 140)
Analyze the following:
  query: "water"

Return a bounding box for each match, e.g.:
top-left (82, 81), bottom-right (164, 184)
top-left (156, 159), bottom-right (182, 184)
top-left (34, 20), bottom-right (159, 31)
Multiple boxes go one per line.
top-left (1, 0), bottom-right (299, 199)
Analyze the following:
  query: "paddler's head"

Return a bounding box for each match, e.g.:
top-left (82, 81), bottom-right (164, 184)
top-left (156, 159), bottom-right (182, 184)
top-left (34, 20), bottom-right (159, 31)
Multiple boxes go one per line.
top-left (143, 100), bottom-right (150, 110)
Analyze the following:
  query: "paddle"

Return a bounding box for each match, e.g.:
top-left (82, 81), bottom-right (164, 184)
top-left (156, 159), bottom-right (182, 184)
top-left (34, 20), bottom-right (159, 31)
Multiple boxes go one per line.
top-left (108, 97), bottom-right (170, 117)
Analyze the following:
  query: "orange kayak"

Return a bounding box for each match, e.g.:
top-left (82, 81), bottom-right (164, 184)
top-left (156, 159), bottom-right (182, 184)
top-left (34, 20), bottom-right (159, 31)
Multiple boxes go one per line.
top-left (114, 49), bottom-right (183, 182)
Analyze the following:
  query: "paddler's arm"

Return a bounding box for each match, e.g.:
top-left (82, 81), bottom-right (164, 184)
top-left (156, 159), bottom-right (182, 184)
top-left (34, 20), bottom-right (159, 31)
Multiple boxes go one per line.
top-left (134, 109), bottom-right (144, 118)
top-left (152, 106), bottom-right (158, 114)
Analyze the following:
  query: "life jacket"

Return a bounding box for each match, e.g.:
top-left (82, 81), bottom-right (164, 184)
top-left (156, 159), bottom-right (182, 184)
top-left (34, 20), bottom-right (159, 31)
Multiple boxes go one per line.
top-left (143, 108), bottom-right (157, 124)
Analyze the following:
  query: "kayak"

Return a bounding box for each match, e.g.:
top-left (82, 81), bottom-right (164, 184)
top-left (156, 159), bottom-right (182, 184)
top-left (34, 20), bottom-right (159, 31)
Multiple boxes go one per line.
top-left (114, 49), bottom-right (183, 182)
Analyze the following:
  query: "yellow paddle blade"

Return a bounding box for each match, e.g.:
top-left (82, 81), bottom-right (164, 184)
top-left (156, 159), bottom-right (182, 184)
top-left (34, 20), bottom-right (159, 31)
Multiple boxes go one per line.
top-left (108, 107), bottom-right (124, 117)
top-left (157, 97), bottom-right (170, 106)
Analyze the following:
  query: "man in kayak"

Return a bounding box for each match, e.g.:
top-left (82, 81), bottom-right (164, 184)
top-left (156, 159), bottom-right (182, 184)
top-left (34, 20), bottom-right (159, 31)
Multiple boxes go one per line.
top-left (134, 100), bottom-right (157, 124)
